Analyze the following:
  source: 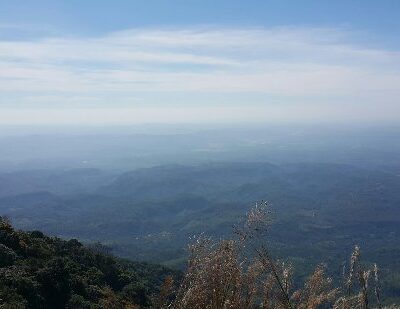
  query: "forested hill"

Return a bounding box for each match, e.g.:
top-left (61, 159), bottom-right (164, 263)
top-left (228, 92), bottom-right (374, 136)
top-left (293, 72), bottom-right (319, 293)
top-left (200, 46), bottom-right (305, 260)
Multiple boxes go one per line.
top-left (0, 217), bottom-right (178, 308)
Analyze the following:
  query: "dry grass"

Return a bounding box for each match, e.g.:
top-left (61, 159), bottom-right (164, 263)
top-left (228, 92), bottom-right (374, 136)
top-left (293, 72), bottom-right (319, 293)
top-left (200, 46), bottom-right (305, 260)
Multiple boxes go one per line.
top-left (157, 202), bottom-right (393, 309)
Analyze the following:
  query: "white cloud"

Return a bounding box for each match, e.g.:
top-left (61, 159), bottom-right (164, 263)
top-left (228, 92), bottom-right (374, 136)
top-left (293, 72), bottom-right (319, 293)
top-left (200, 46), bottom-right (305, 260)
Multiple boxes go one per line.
top-left (1, 102), bottom-right (398, 125)
top-left (0, 26), bottom-right (399, 124)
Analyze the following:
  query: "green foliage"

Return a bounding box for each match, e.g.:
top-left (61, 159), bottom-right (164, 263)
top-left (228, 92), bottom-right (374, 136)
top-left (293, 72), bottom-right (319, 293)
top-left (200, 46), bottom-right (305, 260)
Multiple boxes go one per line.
top-left (1, 163), bottom-right (400, 302)
top-left (0, 218), bottom-right (178, 308)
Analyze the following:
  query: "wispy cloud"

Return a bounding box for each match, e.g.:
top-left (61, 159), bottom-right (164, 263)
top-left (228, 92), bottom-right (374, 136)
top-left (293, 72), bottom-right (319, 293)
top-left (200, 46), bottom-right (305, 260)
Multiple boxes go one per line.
top-left (0, 26), bottom-right (399, 123)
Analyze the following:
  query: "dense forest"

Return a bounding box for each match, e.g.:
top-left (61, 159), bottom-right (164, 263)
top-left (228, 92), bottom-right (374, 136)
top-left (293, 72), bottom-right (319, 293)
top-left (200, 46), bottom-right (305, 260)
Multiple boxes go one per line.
top-left (0, 216), bottom-right (178, 308)
top-left (1, 162), bottom-right (400, 304)
top-left (2, 207), bottom-right (399, 308)
top-left (0, 163), bottom-right (400, 299)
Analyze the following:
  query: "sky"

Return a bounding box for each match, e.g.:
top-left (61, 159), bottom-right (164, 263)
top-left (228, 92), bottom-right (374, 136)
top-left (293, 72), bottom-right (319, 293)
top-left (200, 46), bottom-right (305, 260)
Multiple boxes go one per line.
top-left (0, 0), bottom-right (399, 125)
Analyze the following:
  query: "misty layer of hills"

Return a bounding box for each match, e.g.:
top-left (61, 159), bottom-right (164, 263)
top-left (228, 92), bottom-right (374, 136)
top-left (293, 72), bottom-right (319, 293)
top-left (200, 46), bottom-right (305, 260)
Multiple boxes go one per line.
top-left (0, 162), bottom-right (400, 298)
top-left (0, 125), bottom-right (400, 299)
top-left (1, 125), bottom-right (399, 173)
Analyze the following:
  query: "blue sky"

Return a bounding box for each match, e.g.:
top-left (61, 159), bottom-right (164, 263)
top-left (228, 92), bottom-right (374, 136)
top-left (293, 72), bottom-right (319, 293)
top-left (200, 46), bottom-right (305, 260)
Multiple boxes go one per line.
top-left (0, 0), bottom-right (399, 124)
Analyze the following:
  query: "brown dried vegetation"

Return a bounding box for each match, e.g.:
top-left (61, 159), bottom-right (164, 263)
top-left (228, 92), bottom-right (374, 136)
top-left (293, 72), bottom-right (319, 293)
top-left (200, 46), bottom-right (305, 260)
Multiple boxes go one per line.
top-left (157, 202), bottom-right (392, 309)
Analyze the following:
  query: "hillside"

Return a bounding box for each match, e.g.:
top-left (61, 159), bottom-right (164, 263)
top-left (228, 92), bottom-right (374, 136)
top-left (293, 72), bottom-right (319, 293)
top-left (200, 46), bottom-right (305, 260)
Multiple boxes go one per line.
top-left (0, 162), bottom-right (400, 299)
top-left (0, 217), bottom-right (178, 308)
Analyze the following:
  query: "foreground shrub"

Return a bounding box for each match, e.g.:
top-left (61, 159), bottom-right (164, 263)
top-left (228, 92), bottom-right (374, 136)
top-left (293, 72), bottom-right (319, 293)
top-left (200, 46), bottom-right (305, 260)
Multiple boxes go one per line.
top-left (160, 203), bottom-right (389, 309)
